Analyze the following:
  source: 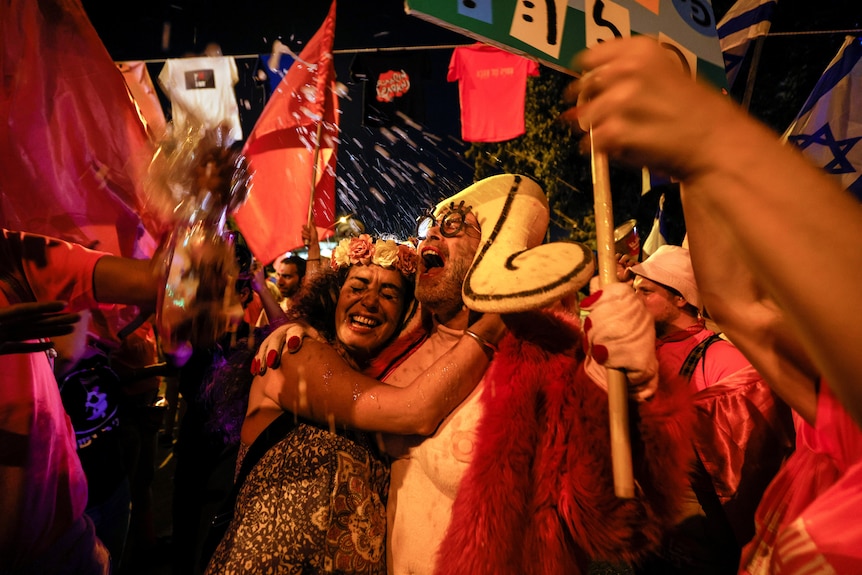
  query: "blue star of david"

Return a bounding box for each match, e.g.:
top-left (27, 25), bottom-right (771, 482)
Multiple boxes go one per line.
top-left (787, 123), bottom-right (862, 175)
top-left (723, 52), bottom-right (743, 75)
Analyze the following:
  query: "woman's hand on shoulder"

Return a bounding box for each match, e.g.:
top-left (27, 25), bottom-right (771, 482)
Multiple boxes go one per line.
top-left (251, 322), bottom-right (323, 376)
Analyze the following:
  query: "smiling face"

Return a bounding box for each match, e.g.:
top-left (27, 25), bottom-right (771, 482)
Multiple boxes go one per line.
top-left (415, 207), bottom-right (481, 323)
top-left (335, 264), bottom-right (407, 363)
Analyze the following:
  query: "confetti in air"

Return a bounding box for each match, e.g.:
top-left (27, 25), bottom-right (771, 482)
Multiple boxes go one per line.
top-left (335, 112), bottom-right (473, 239)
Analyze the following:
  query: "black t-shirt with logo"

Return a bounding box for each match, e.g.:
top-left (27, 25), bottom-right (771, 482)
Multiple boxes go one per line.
top-left (59, 355), bottom-right (127, 506)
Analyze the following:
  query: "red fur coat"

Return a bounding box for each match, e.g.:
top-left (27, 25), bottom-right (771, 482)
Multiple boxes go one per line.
top-left (434, 310), bottom-right (695, 575)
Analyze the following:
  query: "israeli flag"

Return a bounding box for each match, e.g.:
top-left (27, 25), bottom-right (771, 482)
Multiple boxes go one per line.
top-left (717, 0), bottom-right (778, 88)
top-left (783, 36), bottom-right (862, 200)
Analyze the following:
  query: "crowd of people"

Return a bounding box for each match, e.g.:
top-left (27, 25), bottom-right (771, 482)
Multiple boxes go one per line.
top-left (2, 34), bottom-right (861, 575)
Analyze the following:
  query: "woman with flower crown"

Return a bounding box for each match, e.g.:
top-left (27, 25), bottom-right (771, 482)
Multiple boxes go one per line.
top-left (203, 233), bottom-right (504, 575)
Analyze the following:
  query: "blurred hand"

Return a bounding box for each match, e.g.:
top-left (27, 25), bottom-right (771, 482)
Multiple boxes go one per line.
top-left (250, 260), bottom-right (267, 293)
top-left (560, 36), bottom-right (735, 181)
top-left (301, 223), bottom-right (319, 247)
top-left (0, 301), bottom-right (80, 355)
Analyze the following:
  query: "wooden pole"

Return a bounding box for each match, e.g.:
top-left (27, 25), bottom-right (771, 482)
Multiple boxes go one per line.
top-left (741, 36), bottom-right (766, 112)
top-left (590, 130), bottom-right (635, 499)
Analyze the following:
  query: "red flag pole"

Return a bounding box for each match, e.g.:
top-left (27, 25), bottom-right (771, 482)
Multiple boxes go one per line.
top-left (590, 131), bottom-right (635, 499)
top-left (307, 120), bottom-right (324, 233)
top-left (235, 0), bottom-right (337, 263)
top-left (307, 0), bottom-right (336, 237)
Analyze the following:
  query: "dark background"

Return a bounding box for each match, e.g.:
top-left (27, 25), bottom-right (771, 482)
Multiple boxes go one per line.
top-left (80, 0), bottom-right (862, 237)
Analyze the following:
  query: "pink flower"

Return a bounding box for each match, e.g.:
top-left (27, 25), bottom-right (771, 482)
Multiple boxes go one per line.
top-left (395, 243), bottom-right (418, 276)
top-left (346, 234), bottom-right (375, 265)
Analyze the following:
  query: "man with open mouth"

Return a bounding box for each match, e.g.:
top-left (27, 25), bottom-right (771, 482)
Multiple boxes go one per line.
top-left (382, 174), bottom-right (693, 575)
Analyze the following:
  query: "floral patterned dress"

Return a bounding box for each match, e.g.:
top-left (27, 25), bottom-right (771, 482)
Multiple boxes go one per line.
top-left (205, 420), bottom-right (389, 574)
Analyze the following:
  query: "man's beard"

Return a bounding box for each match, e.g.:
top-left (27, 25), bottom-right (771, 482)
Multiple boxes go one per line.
top-left (416, 256), bottom-right (470, 317)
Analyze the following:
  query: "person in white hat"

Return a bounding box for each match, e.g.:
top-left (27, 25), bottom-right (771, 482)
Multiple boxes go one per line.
top-left (630, 245), bottom-right (752, 392)
top-left (629, 248), bottom-right (793, 573)
top-left (565, 33), bottom-right (862, 575)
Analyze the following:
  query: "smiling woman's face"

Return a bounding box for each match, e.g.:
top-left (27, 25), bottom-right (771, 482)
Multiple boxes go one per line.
top-left (335, 264), bottom-right (406, 362)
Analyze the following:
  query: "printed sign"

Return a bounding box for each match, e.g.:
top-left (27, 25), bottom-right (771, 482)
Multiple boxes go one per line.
top-left (405, 0), bottom-right (726, 87)
top-left (584, 0), bottom-right (632, 47)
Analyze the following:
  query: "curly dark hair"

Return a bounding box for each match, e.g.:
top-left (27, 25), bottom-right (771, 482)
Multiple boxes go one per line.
top-left (202, 263), bottom-right (417, 446)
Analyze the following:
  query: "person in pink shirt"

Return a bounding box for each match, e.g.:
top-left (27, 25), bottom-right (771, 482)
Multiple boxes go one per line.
top-left (0, 228), bottom-right (159, 573)
top-left (563, 34), bottom-right (862, 574)
top-left (631, 245), bottom-right (752, 393)
top-left (630, 245), bottom-right (794, 574)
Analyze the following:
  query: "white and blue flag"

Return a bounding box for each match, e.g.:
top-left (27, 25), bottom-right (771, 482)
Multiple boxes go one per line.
top-left (642, 192), bottom-right (669, 259)
top-left (783, 36), bottom-right (862, 200)
top-left (717, 0), bottom-right (778, 88)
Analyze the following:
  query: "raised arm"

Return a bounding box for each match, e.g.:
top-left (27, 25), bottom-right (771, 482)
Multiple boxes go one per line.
top-left (302, 224), bottom-right (322, 276)
top-left (251, 262), bottom-right (287, 327)
top-left (681, 187), bottom-right (819, 423)
top-left (256, 314), bottom-right (504, 435)
top-left (567, 35), bottom-right (862, 426)
top-left (92, 255), bottom-right (160, 310)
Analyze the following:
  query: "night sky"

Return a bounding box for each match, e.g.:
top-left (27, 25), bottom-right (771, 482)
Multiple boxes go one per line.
top-left (81, 0), bottom-right (861, 240)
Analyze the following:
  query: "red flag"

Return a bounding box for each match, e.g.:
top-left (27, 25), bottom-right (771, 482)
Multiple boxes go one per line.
top-left (0, 0), bottom-right (163, 257)
top-left (234, 1), bottom-right (339, 265)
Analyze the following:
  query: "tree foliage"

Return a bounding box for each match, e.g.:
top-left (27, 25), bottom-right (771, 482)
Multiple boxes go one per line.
top-left (465, 68), bottom-right (642, 248)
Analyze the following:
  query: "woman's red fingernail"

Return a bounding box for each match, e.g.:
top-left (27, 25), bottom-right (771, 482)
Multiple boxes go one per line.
top-left (286, 335), bottom-right (302, 353)
top-left (250, 358), bottom-right (260, 375)
top-left (581, 291), bottom-right (602, 308)
top-left (583, 316), bottom-right (593, 334)
top-left (592, 344), bottom-right (609, 364)
top-left (266, 349), bottom-right (279, 368)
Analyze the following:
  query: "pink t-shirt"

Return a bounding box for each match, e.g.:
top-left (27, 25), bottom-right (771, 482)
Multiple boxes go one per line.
top-left (656, 325), bottom-right (752, 392)
top-left (0, 229), bottom-right (106, 567)
top-left (447, 43), bottom-right (539, 143)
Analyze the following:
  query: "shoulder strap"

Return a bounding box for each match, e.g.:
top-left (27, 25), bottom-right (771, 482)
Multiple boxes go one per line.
top-left (206, 411), bottom-right (299, 533)
top-left (234, 411), bottom-right (297, 489)
top-left (200, 410), bottom-right (300, 570)
top-left (678, 333), bottom-right (725, 381)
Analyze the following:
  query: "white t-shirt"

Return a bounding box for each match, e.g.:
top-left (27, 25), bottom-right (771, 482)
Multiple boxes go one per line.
top-left (158, 56), bottom-right (242, 143)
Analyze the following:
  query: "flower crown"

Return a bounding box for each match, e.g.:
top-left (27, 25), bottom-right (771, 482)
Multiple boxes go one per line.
top-left (330, 234), bottom-right (418, 278)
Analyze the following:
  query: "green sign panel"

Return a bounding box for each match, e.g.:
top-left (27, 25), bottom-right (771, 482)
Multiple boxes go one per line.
top-left (406, 0), bottom-right (727, 88)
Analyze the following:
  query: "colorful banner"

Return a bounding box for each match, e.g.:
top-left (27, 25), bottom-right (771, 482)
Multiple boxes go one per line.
top-left (406, 0), bottom-right (727, 87)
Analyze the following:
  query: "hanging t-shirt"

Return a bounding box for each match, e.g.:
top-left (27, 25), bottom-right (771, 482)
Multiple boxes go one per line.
top-left (350, 52), bottom-right (429, 127)
top-left (259, 52), bottom-right (295, 94)
top-left (447, 44), bottom-right (539, 143)
top-left (158, 56), bottom-right (243, 144)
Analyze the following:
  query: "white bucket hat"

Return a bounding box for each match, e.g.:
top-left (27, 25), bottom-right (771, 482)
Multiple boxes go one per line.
top-left (630, 245), bottom-right (701, 310)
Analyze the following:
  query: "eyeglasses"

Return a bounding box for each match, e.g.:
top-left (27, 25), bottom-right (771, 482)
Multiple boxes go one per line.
top-left (415, 201), bottom-right (481, 240)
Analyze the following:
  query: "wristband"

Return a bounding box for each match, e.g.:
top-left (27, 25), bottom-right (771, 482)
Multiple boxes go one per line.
top-left (463, 329), bottom-right (498, 357)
